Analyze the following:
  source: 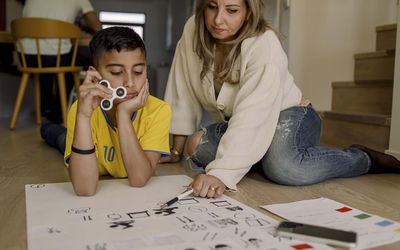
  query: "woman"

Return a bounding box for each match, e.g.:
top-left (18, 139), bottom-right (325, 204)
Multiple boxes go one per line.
top-left (161, 0), bottom-right (400, 198)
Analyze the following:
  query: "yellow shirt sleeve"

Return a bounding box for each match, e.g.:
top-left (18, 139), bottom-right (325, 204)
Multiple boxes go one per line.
top-left (64, 101), bottom-right (77, 166)
top-left (139, 100), bottom-right (171, 156)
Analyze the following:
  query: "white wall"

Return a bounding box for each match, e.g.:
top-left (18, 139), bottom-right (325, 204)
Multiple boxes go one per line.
top-left (387, 3), bottom-right (400, 159)
top-left (288, 0), bottom-right (398, 111)
top-left (5, 0), bottom-right (23, 31)
top-left (265, 0), bottom-right (290, 53)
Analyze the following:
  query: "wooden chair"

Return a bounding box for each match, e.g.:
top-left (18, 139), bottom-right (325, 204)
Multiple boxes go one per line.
top-left (10, 17), bottom-right (83, 130)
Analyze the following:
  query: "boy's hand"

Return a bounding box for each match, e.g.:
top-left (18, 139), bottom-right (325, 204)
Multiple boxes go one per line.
top-left (117, 80), bottom-right (149, 116)
top-left (190, 174), bottom-right (225, 198)
top-left (77, 67), bottom-right (113, 118)
top-left (159, 154), bottom-right (181, 163)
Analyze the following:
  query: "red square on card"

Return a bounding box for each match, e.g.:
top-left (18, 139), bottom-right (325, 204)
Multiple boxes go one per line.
top-left (291, 243), bottom-right (314, 249)
top-left (336, 206), bottom-right (352, 213)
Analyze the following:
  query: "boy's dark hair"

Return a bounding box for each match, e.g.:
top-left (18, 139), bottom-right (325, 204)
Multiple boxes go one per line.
top-left (89, 26), bottom-right (146, 66)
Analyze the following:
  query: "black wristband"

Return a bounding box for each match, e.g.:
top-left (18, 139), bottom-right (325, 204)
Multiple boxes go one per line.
top-left (71, 145), bottom-right (95, 155)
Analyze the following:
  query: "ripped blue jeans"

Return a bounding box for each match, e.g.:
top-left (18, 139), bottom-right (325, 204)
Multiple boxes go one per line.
top-left (189, 104), bottom-right (371, 186)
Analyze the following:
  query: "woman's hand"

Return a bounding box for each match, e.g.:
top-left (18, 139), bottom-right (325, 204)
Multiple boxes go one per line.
top-left (77, 67), bottom-right (112, 118)
top-left (117, 80), bottom-right (149, 117)
top-left (190, 174), bottom-right (226, 198)
top-left (159, 135), bottom-right (187, 164)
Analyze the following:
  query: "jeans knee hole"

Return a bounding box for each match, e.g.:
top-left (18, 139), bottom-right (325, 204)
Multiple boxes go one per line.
top-left (186, 155), bottom-right (205, 170)
top-left (198, 137), bottom-right (208, 146)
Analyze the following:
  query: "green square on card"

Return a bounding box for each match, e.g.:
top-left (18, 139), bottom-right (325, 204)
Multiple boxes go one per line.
top-left (354, 213), bottom-right (371, 219)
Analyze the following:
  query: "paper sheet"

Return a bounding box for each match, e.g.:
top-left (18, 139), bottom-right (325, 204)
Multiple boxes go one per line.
top-left (261, 197), bottom-right (400, 249)
top-left (26, 175), bottom-right (334, 250)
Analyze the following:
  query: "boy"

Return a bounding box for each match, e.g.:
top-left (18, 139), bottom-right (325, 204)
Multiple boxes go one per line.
top-left (62, 27), bottom-right (171, 196)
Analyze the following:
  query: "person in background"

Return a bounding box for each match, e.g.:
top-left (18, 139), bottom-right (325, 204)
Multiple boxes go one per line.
top-left (21, 0), bottom-right (102, 123)
top-left (161, 0), bottom-right (400, 197)
top-left (45, 27), bottom-right (171, 196)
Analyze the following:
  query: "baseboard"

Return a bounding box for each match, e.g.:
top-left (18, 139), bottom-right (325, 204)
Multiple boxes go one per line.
top-left (384, 149), bottom-right (400, 160)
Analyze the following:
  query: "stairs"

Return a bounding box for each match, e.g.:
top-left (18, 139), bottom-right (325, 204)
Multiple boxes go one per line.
top-left (320, 24), bottom-right (397, 152)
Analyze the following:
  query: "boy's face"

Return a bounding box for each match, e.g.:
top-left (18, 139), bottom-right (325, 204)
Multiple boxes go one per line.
top-left (97, 48), bottom-right (147, 103)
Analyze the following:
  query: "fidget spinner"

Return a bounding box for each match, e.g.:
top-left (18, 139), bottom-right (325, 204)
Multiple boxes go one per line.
top-left (99, 80), bottom-right (127, 111)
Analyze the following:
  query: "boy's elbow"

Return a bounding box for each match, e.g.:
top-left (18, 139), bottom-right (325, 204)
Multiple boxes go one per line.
top-left (128, 176), bottom-right (149, 188)
top-left (128, 180), bottom-right (146, 188)
top-left (75, 189), bottom-right (96, 196)
top-left (73, 186), bottom-right (97, 196)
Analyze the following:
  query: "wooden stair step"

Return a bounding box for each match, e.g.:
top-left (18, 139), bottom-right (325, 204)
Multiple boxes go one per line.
top-left (376, 24), bottom-right (397, 51)
top-left (354, 50), bottom-right (395, 82)
top-left (320, 111), bottom-right (390, 152)
top-left (331, 81), bottom-right (393, 115)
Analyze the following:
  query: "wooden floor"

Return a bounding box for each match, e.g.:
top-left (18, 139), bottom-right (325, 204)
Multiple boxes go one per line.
top-left (0, 118), bottom-right (399, 250)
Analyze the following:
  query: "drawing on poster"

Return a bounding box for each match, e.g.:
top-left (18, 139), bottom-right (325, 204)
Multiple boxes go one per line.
top-left (208, 212), bottom-right (219, 218)
top-left (127, 210), bottom-right (150, 219)
top-left (107, 213), bottom-right (122, 221)
top-left (211, 200), bottom-right (231, 207)
top-left (25, 175), bottom-right (336, 250)
top-left (47, 227), bottom-right (61, 234)
top-left (178, 197), bottom-right (199, 205)
top-left (153, 206), bottom-right (178, 216)
top-left (188, 206), bottom-right (208, 213)
top-left (83, 215), bottom-right (93, 221)
top-left (30, 184), bottom-right (45, 188)
top-left (68, 207), bottom-right (91, 214)
top-left (86, 242), bottom-right (107, 250)
top-left (182, 223), bottom-right (207, 232)
top-left (208, 218), bottom-right (238, 228)
top-left (245, 218), bottom-right (271, 227)
top-left (109, 220), bottom-right (135, 229)
top-left (234, 212), bottom-right (256, 219)
top-left (226, 206), bottom-right (243, 212)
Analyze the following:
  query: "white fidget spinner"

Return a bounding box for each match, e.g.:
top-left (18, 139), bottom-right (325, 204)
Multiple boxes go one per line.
top-left (99, 80), bottom-right (127, 111)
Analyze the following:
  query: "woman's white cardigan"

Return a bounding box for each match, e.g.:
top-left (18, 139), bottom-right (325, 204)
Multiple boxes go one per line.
top-left (164, 16), bottom-right (302, 190)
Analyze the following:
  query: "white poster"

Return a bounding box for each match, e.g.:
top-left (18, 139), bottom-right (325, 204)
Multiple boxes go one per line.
top-left (26, 175), bottom-right (333, 250)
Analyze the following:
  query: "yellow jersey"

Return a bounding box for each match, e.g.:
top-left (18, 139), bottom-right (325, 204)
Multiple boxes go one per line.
top-left (64, 95), bottom-right (171, 177)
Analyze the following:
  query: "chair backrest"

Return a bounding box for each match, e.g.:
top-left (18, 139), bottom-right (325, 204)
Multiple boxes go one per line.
top-left (11, 17), bottom-right (82, 70)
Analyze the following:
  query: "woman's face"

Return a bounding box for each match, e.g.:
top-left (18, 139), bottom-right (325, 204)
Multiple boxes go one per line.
top-left (204, 0), bottom-right (248, 42)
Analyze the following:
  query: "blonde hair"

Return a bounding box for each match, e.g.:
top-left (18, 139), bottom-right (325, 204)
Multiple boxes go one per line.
top-left (194, 0), bottom-right (274, 84)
